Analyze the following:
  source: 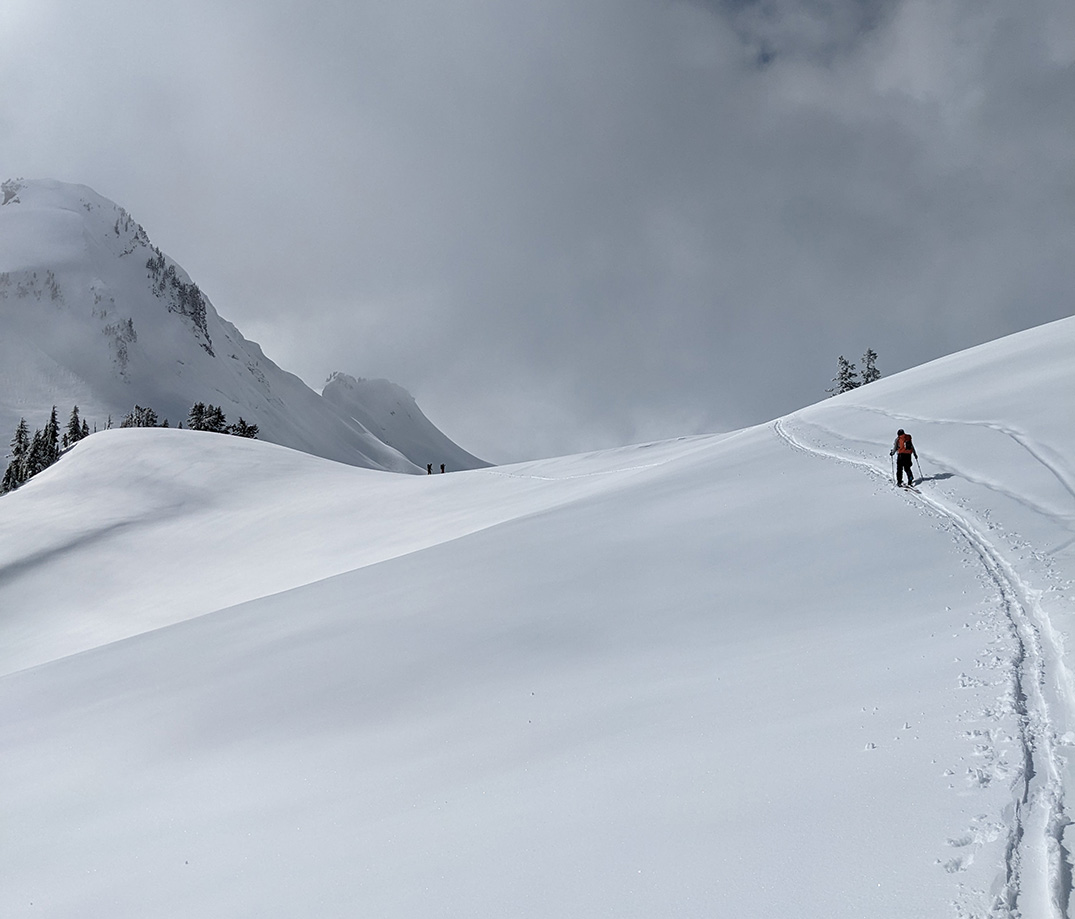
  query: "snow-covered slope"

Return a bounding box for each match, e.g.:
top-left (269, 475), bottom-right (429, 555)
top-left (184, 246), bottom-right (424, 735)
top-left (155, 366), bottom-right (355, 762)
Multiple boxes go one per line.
top-left (1, 316), bottom-right (1073, 917)
top-left (0, 178), bottom-right (483, 473)
top-left (322, 372), bottom-right (489, 472)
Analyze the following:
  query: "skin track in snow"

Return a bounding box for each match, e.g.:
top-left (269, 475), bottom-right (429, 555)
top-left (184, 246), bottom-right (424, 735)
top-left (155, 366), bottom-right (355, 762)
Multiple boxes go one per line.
top-left (776, 406), bottom-right (1075, 919)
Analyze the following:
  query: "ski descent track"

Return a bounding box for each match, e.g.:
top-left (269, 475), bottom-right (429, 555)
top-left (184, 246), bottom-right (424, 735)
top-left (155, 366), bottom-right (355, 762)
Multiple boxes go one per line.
top-left (774, 416), bottom-right (1075, 918)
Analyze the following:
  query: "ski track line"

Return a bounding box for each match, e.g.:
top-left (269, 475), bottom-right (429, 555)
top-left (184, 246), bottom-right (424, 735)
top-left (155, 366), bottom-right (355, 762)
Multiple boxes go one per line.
top-left (855, 406), bottom-right (1075, 502)
top-left (794, 410), bottom-right (1075, 540)
top-left (773, 417), bottom-right (1074, 919)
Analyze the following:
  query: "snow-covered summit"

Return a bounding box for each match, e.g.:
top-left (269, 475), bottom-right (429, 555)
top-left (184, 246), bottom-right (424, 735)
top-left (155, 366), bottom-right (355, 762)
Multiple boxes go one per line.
top-left (0, 178), bottom-right (483, 472)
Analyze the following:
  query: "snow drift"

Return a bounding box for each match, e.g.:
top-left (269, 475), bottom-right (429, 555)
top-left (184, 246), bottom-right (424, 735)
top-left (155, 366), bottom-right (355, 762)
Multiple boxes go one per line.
top-left (1, 315), bottom-right (1073, 918)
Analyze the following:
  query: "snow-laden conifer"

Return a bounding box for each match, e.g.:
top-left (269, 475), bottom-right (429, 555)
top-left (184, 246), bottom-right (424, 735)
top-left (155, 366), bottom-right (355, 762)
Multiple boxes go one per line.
top-left (43, 406), bottom-right (60, 465)
top-left (0, 462), bottom-right (19, 494)
top-left (120, 405), bottom-right (161, 428)
top-left (827, 356), bottom-right (859, 396)
top-left (227, 417), bottom-right (259, 439)
top-left (187, 402), bottom-right (206, 431)
top-left (860, 348), bottom-right (881, 385)
top-left (65, 406), bottom-right (84, 447)
top-left (203, 405), bottom-right (227, 433)
top-left (0, 418), bottom-right (30, 493)
top-left (25, 430), bottom-right (50, 477)
top-left (9, 417), bottom-right (30, 467)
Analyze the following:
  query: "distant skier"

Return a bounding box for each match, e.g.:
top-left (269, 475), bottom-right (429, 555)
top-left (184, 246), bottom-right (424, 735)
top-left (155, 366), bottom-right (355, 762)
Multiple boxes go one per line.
top-left (890, 429), bottom-right (918, 487)
top-left (427, 463), bottom-right (433, 475)
top-left (440, 463), bottom-right (445, 474)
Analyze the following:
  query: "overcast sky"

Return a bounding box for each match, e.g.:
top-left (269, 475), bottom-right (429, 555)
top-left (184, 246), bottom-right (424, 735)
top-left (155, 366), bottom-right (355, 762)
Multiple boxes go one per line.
top-left (2, 0), bottom-right (1073, 462)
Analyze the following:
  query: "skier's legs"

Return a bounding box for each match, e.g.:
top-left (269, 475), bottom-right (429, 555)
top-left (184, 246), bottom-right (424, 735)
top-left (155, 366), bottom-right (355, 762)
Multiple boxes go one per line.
top-left (897, 454), bottom-right (912, 485)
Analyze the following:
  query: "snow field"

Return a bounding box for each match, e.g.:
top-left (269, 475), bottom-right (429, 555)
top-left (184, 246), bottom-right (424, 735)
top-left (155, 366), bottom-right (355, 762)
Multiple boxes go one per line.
top-left (2, 316), bottom-right (1074, 917)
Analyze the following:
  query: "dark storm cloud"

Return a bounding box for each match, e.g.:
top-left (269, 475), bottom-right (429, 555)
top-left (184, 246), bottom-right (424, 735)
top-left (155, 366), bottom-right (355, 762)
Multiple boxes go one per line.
top-left (2, 0), bottom-right (1074, 462)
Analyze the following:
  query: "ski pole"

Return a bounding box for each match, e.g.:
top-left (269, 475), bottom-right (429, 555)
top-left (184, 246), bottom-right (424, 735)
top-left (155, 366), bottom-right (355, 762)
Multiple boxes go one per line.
top-left (890, 453), bottom-right (896, 483)
top-left (915, 456), bottom-right (924, 482)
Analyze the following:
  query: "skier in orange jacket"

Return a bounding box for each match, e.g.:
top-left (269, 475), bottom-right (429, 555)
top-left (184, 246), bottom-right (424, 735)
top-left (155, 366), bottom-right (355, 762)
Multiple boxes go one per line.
top-left (890, 429), bottom-right (918, 487)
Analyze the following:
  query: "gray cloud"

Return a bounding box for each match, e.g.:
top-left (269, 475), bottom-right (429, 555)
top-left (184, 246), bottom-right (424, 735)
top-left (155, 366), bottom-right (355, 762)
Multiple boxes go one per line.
top-left (2, 0), bottom-right (1073, 462)
top-left (697, 0), bottom-right (903, 65)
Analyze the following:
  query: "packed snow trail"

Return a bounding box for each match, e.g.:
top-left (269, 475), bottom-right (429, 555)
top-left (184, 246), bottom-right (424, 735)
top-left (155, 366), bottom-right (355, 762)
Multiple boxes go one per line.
top-left (775, 414), bottom-right (1075, 918)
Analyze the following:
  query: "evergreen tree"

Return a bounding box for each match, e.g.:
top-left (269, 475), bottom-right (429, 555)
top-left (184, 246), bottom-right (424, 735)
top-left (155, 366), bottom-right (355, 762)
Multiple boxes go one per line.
top-left (43, 406), bottom-right (60, 464)
top-left (0, 461), bottom-right (19, 494)
top-left (827, 356), bottom-right (860, 396)
top-left (227, 417), bottom-right (259, 439)
top-left (2, 418), bottom-right (32, 493)
top-left (25, 430), bottom-right (50, 477)
top-left (203, 404), bottom-right (227, 433)
top-left (187, 402), bottom-right (206, 431)
top-left (65, 405), bottom-right (83, 447)
top-left (10, 417), bottom-right (30, 467)
top-left (860, 348), bottom-right (880, 385)
top-left (186, 401), bottom-right (257, 437)
top-left (0, 407), bottom-right (94, 494)
top-left (120, 405), bottom-right (159, 428)
top-left (81, 419), bottom-right (90, 439)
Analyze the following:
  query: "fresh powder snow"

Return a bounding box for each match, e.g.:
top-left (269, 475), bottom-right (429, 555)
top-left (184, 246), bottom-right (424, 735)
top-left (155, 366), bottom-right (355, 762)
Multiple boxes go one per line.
top-left (2, 316), bottom-right (1074, 917)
